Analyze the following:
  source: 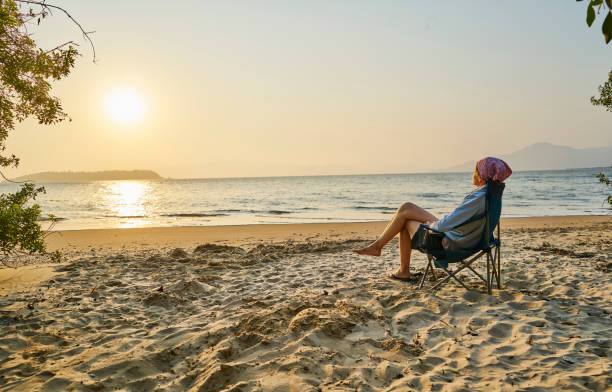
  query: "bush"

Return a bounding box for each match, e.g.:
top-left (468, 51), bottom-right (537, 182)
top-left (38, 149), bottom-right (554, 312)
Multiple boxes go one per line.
top-left (0, 183), bottom-right (61, 264)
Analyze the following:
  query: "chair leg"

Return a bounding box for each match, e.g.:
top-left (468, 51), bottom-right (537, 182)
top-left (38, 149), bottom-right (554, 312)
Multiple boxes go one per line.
top-left (496, 245), bottom-right (502, 288)
top-left (418, 262), bottom-right (429, 290)
top-left (430, 254), bottom-right (482, 290)
top-left (465, 264), bottom-right (487, 283)
top-left (486, 251), bottom-right (492, 295)
top-left (433, 267), bottom-right (471, 291)
top-left (419, 255), bottom-right (433, 290)
top-left (497, 224), bottom-right (502, 289)
top-left (490, 249), bottom-right (498, 288)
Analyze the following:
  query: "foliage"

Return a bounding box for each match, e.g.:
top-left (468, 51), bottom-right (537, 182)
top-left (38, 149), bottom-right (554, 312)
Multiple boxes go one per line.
top-left (578, 0), bottom-right (612, 43)
top-left (0, 0), bottom-right (91, 263)
top-left (1, 0), bottom-right (79, 166)
top-left (0, 183), bottom-right (61, 263)
top-left (591, 69), bottom-right (612, 111)
top-left (579, 2), bottom-right (612, 204)
top-left (596, 172), bottom-right (612, 207)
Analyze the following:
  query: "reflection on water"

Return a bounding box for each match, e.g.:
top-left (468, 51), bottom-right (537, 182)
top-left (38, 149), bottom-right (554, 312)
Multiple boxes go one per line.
top-left (100, 181), bottom-right (152, 227)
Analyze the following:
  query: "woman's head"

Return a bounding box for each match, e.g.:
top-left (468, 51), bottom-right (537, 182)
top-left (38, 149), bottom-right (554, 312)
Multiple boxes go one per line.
top-left (473, 157), bottom-right (512, 186)
top-left (472, 166), bottom-right (486, 187)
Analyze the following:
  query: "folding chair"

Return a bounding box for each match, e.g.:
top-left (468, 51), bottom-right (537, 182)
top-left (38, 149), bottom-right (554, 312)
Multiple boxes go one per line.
top-left (416, 180), bottom-right (505, 294)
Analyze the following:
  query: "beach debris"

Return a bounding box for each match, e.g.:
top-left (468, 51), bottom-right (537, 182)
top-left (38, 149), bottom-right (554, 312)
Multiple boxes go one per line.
top-left (559, 321), bottom-right (577, 326)
top-left (528, 335), bottom-right (534, 345)
top-left (466, 326), bottom-right (479, 336)
top-left (564, 335), bottom-right (581, 341)
top-left (89, 287), bottom-right (98, 295)
top-left (427, 325), bottom-right (445, 333)
top-left (88, 373), bottom-right (96, 378)
top-left (156, 285), bottom-right (164, 292)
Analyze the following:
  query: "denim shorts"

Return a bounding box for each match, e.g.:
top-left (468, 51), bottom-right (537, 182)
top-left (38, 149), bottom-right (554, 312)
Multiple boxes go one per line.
top-left (411, 225), bottom-right (444, 251)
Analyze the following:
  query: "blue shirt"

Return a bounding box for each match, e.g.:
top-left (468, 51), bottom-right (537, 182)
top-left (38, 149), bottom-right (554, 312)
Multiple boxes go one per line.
top-left (430, 185), bottom-right (487, 251)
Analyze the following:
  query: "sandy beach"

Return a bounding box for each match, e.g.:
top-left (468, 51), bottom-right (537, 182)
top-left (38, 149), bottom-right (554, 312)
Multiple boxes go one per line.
top-left (0, 216), bottom-right (610, 391)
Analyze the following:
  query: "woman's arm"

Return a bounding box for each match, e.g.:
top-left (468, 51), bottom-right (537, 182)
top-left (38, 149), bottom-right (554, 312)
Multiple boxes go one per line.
top-left (429, 189), bottom-right (486, 233)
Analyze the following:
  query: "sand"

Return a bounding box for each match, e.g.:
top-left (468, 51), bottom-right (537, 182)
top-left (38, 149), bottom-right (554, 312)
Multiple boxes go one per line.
top-left (0, 216), bottom-right (610, 391)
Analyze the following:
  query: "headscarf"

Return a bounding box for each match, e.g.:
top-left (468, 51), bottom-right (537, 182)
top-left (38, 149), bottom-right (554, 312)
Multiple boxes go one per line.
top-left (476, 157), bottom-right (512, 183)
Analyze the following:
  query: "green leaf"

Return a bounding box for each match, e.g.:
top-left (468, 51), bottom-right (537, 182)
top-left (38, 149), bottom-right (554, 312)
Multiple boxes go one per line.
top-left (592, 0), bottom-right (603, 5)
top-left (603, 12), bottom-right (612, 43)
top-left (587, 5), bottom-right (596, 26)
top-left (606, 0), bottom-right (612, 8)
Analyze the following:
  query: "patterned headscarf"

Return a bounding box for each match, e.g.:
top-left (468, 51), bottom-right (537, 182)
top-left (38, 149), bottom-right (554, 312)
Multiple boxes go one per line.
top-left (476, 157), bottom-right (512, 183)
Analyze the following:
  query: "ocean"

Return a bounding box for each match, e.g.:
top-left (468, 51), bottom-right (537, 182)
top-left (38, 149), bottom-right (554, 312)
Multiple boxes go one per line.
top-left (0, 167), bottom-right (609, 230)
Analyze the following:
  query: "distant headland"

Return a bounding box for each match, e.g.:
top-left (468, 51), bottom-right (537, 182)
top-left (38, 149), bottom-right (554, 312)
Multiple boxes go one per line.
top-left (6, 170), bottom-right (163, 183)
top-left (447, 143), bottom-right (612, 172)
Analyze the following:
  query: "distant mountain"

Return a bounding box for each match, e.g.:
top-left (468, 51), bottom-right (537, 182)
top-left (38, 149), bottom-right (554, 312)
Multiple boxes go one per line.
top-left (8, 170), bottom-right (163, 183)
top-left (448, 143), bottom-right (612, 172)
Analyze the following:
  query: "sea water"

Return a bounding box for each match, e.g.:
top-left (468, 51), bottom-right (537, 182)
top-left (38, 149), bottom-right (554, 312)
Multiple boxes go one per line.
top-left (0, 167), bottom-right (609, 230)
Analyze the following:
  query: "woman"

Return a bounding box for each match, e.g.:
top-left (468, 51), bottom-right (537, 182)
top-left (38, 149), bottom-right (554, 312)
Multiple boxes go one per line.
top-left (354, 157), bottom-right (512, 281)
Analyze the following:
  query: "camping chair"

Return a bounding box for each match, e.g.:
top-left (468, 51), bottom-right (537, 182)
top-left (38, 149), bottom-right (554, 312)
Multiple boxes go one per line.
top-left (415, 180), bottom-right (505, 294)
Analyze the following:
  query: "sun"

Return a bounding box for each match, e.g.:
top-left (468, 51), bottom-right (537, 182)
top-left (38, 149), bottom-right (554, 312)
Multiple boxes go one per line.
top-left (104, 88), bottom-right (146, 125)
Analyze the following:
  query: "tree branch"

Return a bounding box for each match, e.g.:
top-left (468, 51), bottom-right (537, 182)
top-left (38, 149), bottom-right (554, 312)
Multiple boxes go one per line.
top-left (14, 0), bottom-right (96, 62)
top-left (44, 40), bottom-right (78, 55)
top-left (0, 169), bottom-right (28, 184)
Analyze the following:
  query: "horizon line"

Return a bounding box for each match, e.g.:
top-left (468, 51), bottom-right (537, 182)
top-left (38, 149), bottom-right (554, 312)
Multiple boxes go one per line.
top-left (3, 165), bottom-right (609, 184)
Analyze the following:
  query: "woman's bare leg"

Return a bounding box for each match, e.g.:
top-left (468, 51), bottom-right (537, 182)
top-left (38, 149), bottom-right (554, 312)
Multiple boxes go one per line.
top-left (393, 220), bottom-right (423, 278)
top-left (354, 202), bottom-right (437, 256)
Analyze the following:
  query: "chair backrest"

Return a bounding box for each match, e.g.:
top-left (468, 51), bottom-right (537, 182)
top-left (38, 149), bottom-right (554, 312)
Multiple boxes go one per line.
top-left (429, 181), bottom-right (506, 266)
top-left (481, 180), bottom-right (505, 248)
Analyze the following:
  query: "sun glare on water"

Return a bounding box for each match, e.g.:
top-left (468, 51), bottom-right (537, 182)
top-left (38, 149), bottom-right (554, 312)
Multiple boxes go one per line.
top-left (102, 181), bottom-right (152, 228)
top-left (104, 88), bottom-right (146, 125)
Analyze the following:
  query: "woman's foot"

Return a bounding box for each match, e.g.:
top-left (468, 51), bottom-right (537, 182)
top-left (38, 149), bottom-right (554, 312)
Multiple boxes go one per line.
top-left (388, 269), bottom-right (412, 280)
top-left (353, 244), bottom-right (382, 256)
top-left (388, 269), bottom-right (422, 282)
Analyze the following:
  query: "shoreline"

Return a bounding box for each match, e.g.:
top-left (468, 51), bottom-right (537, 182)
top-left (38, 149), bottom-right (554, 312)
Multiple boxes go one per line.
top-left (43, 215), bottom-right (611, 254)
top-left (49, 213), bottom-right (612, 230)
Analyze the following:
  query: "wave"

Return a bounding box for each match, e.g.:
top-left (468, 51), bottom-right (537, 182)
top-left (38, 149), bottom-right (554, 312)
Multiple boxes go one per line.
top-left (161, 213), bottom-right (228, 218)
top-left (219, 208), bottom-right (315, 214)
top-left (37, 216), bottom-right (68, 221)
top-left (352, 205), bottom-right (397, 211)
top-left (104, 215), bottom-right (147, 219)
top-left (417, 193), bottom-right (441, 198)
top-left (275, 216), bottom-right (377, 221)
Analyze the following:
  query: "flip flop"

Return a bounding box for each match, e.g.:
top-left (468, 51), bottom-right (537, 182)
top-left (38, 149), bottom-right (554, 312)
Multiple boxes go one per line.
top-left (388, 273), bottom-right (422, 283)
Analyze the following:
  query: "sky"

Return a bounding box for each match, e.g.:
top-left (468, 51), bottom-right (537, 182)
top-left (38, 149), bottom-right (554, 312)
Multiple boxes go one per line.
top-left (5, 0), bottom-right (612, 179)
